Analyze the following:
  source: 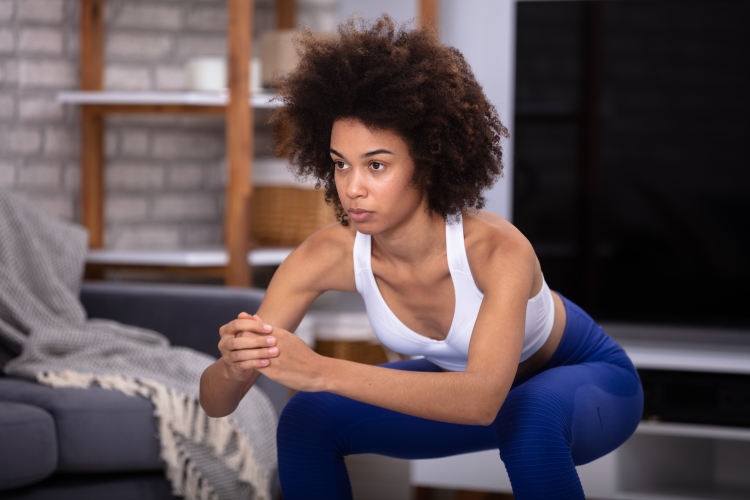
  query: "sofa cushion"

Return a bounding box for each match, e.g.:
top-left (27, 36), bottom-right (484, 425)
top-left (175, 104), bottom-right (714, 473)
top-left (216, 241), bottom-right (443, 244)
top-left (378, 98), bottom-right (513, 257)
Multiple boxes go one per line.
top-left (0, 378), bottom-right (162, 473)
top-left (0, 401), bottom-right (57, 490)
top-left (1, 472), bottom-right (178, 500)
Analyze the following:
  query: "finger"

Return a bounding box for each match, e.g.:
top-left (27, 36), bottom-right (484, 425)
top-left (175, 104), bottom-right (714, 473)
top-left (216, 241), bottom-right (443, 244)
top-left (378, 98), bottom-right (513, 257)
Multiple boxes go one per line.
top-left (237, 358), bottom-right (271, 370)
top-left (250, 314), bottom-right (271, 332)
top-left (223, 318), bottom-right (273, 337)
top-left (238, 311), bottom-right (253, 319)
top-left (223, 336), bottom-right (277, 352)
top-left (229, 346), bottom-right (279, 362)
top-left (219, 335), bottom-right (270, 355)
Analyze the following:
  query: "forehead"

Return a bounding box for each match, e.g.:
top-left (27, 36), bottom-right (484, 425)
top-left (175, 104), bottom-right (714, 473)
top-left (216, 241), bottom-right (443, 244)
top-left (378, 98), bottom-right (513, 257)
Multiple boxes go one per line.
top-left (330, 119), bottom-right (408, 154)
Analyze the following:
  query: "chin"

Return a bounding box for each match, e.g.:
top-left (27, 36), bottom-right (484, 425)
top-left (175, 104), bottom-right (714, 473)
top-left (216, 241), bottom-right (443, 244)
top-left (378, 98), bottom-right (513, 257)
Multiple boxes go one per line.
top-left (348, 218), bottom-right (387, 236)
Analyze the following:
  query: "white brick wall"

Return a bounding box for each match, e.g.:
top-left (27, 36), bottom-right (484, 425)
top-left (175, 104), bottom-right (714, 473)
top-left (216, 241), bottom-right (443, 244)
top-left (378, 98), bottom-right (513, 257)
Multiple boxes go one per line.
top-left (19, 28), bottom-right (64, 55)
top-left (44, 125), bottom-right (78, 156)
top-left (19, 60), bottom-right (76, 88)
top-left (0, 28), bottom-right (13, 53)
top-left (120, 129), bottom-right (149, 157)
top-left (113, 5), bottom-right (183, 31)
top-left (0, 161), bottom-right (15, 186)
top-left (0, 2), bottom-right (14, 23)
top-left (114, 224), bottom-right (180, 250)
top-left (107, 162), bottom-right (165, 190)
top-left (186, 7), bottom-right (227, 32)
top-left (104, 64), bottom-right (150, 90)
top-left (18, 0), bottom-right (65, 24)
top-left (167, 164), bottom-right (204, 190)
top-left (18, 161), bottom-right (62, 189)
top-left (1, 0), bottom-right (339, 249)
top-left (105, 195), bottom-right (148, 222)
top-left (155, 66), bottom-right (185, 90)
top-left (0, 94), bottom-right (12, 117)
top-left (3, 126), bottom-right (42, 154)
top-left (152, 193), bottom-right (218, 221)
top-left (19, 96), bottom-right (65, 120)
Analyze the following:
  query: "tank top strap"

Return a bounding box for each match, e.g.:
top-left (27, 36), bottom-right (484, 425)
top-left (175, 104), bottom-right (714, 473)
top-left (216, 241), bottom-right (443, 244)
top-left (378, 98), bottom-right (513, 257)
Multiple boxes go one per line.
top-left (445, 213), bottom-right (471, 275)
top-left (353, 231), bottom-right (371, 294)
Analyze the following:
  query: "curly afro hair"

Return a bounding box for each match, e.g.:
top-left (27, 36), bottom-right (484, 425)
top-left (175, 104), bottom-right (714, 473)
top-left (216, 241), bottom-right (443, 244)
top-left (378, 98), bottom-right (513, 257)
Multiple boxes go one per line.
top-left (271, 15), bottom-right (509, 224)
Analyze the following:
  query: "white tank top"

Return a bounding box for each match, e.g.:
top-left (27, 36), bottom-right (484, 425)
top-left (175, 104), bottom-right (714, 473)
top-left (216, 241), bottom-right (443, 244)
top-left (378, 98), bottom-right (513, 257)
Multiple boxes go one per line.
top-left (353, 214), bottom-right (555, 372)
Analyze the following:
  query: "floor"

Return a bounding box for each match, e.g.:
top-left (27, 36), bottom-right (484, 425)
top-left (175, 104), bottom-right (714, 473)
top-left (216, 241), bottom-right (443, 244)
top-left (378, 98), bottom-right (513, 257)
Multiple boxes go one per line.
top-left (347, 454), bottom-right (513, 500)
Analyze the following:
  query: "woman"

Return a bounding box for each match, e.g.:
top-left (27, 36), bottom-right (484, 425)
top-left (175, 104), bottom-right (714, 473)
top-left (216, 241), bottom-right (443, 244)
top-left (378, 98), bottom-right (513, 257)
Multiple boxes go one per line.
top-left (200, 16), bottom-right (643, 500)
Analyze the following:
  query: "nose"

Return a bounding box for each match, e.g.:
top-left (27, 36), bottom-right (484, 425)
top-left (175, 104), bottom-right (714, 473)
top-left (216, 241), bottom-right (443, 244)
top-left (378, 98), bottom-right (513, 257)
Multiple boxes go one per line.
top-left (345, 167), bottom-right (366, 200)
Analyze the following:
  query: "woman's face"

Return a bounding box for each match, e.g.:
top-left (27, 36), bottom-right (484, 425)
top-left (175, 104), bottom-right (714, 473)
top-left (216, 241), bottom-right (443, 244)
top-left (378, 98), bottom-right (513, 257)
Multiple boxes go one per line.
top-left (331, 118), bottom-right (425, 233)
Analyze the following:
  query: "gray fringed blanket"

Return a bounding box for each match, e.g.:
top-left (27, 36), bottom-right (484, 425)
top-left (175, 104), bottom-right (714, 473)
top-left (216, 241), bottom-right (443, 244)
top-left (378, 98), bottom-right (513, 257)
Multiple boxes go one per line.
top-left (0, 189), bottom-right (277, 500)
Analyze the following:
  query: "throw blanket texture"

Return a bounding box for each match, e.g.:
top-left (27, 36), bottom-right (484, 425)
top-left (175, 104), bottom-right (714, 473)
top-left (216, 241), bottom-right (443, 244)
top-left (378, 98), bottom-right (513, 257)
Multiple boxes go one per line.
top-left (0, 189), bottom-right (277, 500)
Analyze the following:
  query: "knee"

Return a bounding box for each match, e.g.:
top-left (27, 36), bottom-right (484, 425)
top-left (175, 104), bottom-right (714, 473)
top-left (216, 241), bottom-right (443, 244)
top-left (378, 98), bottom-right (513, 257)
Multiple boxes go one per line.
top-left (277, 391), bottom-right (346, 454)
top-left (570, 373), bottom-right (644, 465)
top-left (493, 385), bottom-right (572, 455)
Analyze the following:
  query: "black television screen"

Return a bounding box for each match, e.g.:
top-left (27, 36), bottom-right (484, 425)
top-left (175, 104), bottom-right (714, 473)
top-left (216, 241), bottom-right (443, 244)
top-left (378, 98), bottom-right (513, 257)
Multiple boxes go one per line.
top-left (513, 0), bottom-right (750, 330)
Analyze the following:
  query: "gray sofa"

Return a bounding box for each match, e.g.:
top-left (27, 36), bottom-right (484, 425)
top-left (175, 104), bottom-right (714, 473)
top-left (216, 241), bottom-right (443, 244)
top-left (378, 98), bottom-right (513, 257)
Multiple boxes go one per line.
top-left (0, 281), bottom-right (287, 499)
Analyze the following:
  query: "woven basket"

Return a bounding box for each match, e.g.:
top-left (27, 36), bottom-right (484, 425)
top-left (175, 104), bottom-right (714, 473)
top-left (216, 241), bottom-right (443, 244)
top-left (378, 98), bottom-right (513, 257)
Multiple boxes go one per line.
top-left (250, 186), bottom-right (336, 247)
top-left (315, 340), bottom-right (391, 366)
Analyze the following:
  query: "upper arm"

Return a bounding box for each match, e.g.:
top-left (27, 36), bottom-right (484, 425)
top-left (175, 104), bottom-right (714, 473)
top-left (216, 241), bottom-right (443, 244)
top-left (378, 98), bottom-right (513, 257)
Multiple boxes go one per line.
top-left (463, 216), bottom-right (537, 394)
top-left (255, 222), bottom-right (357, 332)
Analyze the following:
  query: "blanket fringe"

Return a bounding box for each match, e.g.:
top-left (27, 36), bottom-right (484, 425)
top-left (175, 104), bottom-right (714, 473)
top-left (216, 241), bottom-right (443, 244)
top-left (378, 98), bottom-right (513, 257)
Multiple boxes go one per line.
top-left (37, 370), bottom-right (270, 500)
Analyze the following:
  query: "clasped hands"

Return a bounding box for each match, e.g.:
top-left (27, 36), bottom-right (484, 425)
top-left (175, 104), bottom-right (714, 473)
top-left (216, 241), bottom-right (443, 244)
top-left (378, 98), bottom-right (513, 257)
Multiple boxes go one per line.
top-left (217, 312), bottom-right (327, 393)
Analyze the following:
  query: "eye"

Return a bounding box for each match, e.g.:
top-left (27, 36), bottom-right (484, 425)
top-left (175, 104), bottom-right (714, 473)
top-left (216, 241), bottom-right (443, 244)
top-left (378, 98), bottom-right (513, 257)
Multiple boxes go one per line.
top-left (370, 162), bottom-right (385, 171)
top-left (333, 160), bottom-right (348, 170)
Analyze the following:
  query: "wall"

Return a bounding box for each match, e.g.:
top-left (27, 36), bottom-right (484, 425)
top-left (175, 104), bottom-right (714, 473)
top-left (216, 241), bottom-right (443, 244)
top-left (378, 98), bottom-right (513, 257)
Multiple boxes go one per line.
top-left (0, 0), bottom-right (338, 250)
top-left (440, 0), bottom-right (515, 221)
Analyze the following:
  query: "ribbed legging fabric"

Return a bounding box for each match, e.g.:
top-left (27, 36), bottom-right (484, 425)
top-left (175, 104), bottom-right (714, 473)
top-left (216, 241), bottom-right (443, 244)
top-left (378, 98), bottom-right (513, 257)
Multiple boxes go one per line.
top-left (277, 295), bottom-right (644, 499)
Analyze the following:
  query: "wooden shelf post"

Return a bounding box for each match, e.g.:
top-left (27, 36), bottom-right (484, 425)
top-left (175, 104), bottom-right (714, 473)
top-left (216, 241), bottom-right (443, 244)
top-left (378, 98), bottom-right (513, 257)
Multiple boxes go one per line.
top-left (225, 0), bottom-right (253, 286)
top-left (80, 0), bottom-right (105, 249)
top-left (277, 0), bottom-right (296, 30)
top-left (419, 0), bottom-right (439, 31)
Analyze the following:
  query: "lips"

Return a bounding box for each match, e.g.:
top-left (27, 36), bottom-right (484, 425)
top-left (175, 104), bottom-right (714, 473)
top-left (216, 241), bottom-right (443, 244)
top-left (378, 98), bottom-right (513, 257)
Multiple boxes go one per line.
top-left (348, 209), bottom-right (373, 222)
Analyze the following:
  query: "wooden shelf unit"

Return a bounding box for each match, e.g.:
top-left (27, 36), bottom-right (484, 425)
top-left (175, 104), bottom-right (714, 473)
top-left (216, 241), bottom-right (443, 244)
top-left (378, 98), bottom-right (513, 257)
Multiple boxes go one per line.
top-left (75, 0), bottom-right (262, 286)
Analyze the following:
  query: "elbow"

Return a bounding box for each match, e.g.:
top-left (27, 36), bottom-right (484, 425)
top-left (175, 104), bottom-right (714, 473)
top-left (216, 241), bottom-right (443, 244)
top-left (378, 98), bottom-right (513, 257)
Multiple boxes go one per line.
top-left (474, 409), bottom-right (499, 427)
top-left (468, 392), bottom-right (505, 426)
top-left (198, 383), bottom-right (235, 419)
top-left (200, 394), bottom-right (233, 419)
top-left (466, 402), bottom-right (503, 426)
top-left (199, 393), bottom-right (219, 418)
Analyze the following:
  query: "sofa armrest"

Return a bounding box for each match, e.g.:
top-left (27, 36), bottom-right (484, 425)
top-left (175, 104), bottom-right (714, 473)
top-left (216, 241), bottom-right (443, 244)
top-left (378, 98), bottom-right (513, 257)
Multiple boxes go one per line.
top-left (79, 282), bottom-right (290, 417)
top-left (80, 281), bottom-right (265, 359)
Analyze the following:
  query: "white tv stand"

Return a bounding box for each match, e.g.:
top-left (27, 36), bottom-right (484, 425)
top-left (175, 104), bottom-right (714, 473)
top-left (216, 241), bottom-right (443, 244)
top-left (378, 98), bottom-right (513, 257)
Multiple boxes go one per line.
top-left (411, 327), bottom-right (750, 499)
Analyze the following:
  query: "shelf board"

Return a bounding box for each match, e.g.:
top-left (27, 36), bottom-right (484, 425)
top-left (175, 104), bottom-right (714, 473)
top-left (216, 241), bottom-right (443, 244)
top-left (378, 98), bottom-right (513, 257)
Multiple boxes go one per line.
top-left (635, 420), bottom-right (750, 442)
top-left (57, 90), bottom-right (281, 109)
top-left (612, 485), bottom-right (750, 500)
top-left (86, 247), bottom-right (294, 268)
top-left (621, 340), bottom-right (750, 375)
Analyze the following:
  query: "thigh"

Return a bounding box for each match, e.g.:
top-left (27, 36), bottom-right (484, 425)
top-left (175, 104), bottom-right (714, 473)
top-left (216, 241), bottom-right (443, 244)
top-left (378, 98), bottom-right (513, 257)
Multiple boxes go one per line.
top-left (278, 358), bottom-right (497, 460)
top-left (496, 361), bottom-right (643, 465)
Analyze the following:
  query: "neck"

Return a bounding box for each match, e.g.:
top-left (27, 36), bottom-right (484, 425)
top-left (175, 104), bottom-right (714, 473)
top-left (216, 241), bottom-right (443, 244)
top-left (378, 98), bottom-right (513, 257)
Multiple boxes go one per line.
top-left (370, 207), bottom-right (448, 267)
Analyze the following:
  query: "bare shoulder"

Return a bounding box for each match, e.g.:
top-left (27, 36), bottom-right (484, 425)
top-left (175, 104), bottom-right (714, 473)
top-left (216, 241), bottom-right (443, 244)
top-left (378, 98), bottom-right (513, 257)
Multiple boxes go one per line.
top-left (273, 221), bottom-right (358, 294)
top-left (463, 211), bottom-right (535, 261)
top-left (461, 211), bottom-right (538, 294)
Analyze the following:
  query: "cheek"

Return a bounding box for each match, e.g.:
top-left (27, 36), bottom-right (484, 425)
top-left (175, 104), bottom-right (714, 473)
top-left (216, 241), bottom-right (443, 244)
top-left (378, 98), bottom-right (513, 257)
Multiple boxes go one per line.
top-left (386, 177), bottom-right (420, 202)
top-left (333, 174), bottom-right (344, 195)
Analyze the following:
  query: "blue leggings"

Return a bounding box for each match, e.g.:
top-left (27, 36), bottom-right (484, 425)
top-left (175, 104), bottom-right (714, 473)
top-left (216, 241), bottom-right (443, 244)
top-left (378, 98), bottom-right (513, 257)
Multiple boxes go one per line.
top-left (277, 295), bottom-right (643, 499)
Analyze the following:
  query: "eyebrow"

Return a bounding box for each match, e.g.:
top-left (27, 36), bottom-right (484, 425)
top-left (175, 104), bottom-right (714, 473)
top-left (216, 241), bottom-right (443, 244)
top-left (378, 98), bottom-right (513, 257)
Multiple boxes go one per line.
top-left (329, 148), bottom-right (395, 159)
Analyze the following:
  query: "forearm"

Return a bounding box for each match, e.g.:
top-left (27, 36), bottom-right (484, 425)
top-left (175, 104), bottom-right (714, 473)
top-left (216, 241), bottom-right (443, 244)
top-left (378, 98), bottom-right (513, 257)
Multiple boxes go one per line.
top-left (322, 357), bottom-right (509, 426)
top-left (199, 360), bottom-right (260, 418)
